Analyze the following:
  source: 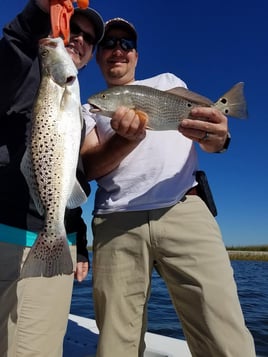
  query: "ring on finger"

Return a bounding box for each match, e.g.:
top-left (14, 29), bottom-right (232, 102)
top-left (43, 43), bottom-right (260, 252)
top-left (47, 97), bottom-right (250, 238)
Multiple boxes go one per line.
top-left (201, 132), bottom-right (209, 141)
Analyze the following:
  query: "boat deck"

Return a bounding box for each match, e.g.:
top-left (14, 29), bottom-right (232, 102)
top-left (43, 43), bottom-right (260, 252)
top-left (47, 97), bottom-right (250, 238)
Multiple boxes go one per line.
top-left (63, 314), bottom-right (192, 357)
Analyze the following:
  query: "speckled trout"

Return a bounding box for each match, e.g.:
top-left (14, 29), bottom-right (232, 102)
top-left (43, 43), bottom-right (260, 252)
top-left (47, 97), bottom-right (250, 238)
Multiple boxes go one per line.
top-left (20, 37), bottom-right (87, 278)
top-left (88, 82), bottom-right (247, 130)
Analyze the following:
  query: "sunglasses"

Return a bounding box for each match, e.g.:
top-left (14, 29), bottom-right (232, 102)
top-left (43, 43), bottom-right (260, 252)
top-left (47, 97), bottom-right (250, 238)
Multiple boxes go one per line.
top-left (99, 37), bottom-right (136, 51)
top-left (70, 22), bottom-right (95, 45)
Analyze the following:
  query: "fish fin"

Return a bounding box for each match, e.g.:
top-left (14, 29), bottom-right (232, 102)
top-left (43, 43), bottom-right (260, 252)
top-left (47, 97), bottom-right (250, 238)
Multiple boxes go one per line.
top-left (20, 233), bottom-right (73, 278)
top-left (66, 179), bottom-right (88, 209)
top-left (215, 82), bottom-right (248, 119)
top-left (166, 87), bottom-right (213, 106)
top-left (135, 110), bottom-right (149, 127)
top-left (20, 149), bottom-right (45, 216)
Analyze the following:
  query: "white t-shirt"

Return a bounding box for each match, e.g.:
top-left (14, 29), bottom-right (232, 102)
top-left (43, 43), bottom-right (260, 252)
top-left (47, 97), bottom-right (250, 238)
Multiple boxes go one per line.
top-left (83, 73), bottom-right (199, 214)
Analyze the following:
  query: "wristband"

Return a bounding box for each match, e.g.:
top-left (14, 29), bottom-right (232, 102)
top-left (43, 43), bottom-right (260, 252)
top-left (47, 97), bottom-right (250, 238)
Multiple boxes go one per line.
top-left (215, 132), bottom-right (231, 153)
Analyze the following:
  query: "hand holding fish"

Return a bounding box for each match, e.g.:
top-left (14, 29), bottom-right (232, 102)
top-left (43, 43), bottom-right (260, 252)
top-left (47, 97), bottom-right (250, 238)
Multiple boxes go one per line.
top-left (179, 106), bottom-right (229, 153)
top-left (110, 106), bottom-right (147, 142)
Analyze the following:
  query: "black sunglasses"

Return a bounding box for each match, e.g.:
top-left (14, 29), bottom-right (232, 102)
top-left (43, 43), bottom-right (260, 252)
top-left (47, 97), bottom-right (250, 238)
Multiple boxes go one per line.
top-left (99, 37), bottom-right (136, 51)
top-left (70, 22), bottom-right (95, 45)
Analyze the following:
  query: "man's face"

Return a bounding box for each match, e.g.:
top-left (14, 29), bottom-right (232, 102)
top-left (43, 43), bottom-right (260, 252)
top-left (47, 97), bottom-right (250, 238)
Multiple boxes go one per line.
top-left (66, 14), bottom-right (95, 69)
top-left (96, 29), bottom-right (138, 86)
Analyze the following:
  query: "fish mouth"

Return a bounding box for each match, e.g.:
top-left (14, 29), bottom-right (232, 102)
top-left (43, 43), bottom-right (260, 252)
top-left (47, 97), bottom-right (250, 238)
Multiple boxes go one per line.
top-left (89, 103), bottom-right (101, 113)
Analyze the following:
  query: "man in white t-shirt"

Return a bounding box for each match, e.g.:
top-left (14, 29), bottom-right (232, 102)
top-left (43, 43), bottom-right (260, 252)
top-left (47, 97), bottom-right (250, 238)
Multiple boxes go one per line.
top-left (81, 18), bottom-right (255, 357)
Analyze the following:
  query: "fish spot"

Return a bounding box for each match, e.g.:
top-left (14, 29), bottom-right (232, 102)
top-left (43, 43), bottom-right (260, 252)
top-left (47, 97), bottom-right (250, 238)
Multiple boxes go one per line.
top-left (220, 98), bottom-right (227, 104)
top-left (32, 235), bottom-right (64, 262)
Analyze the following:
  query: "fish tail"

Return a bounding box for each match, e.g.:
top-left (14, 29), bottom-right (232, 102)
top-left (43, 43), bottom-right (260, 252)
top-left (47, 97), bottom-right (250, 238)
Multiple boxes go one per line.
top-left (20, 231), bottom-right (73, 279)
top-left (216, 82), bottom-right (248, 119)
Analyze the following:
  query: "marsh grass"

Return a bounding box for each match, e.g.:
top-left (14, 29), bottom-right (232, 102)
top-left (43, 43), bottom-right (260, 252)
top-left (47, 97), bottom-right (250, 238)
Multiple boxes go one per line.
top-left (227, 245), bottom-right (268, 252)
top-left (88, 245), bottom-right (268, 261)
top-left (226, 245), bottom-right (268, 261)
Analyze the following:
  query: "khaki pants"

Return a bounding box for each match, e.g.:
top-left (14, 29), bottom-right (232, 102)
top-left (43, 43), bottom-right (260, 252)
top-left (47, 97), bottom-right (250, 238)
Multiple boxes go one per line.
top-left (0, 242), bottom-right (76, 357)
top-left (92, 195), bottom-right (256, 357)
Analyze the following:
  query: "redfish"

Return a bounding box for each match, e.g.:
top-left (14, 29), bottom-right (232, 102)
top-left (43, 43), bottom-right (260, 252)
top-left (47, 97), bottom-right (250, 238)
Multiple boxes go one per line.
top-left (88, 82), bottom-right (247, 130)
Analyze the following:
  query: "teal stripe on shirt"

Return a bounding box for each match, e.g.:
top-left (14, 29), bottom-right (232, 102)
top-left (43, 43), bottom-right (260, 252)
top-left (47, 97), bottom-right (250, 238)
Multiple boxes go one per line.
top-left (0, 223), bottom-right (76, 247)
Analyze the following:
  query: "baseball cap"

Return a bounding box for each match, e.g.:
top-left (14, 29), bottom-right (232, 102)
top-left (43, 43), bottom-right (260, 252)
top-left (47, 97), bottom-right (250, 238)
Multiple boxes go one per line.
top-left (72, 8), bottom-right (104, 44)
top-left (104, 17), bottom-right (137, 41)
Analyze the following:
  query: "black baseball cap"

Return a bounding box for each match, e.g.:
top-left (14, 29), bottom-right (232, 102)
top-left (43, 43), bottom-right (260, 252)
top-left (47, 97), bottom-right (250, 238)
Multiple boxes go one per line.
top-left (72, 8), bottom-right (104, 44)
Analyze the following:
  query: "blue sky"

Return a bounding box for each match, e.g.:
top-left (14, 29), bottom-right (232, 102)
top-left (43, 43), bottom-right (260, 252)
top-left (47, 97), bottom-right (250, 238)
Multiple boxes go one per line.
top-left (1, 0), bottom-right (267, 247)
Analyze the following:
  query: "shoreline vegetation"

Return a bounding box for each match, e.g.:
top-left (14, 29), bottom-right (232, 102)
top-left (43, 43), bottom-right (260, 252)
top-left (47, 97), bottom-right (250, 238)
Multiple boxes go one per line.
top-left (226, 245), bottom-right (268, 261)
top-left (87, 245), bottom-right (268, 261)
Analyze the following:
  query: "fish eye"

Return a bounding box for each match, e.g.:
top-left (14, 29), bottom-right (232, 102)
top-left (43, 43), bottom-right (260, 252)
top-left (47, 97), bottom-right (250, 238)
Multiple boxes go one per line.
top-left (101, 94), bottom-right (106, 99)
top-left (40, 49), bottom-right (49, 57)
top-left (220, 97), bottom-right (227, 104)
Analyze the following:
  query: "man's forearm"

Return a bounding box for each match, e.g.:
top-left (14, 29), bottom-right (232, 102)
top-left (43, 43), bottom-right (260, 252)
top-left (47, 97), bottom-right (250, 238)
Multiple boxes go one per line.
top-left (82, 133), bottom-right (141, 181)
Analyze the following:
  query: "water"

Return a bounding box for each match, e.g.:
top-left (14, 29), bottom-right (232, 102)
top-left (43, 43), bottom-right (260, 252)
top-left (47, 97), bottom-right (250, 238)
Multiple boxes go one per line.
top-left (70, 259), bottom-right (268, 356)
